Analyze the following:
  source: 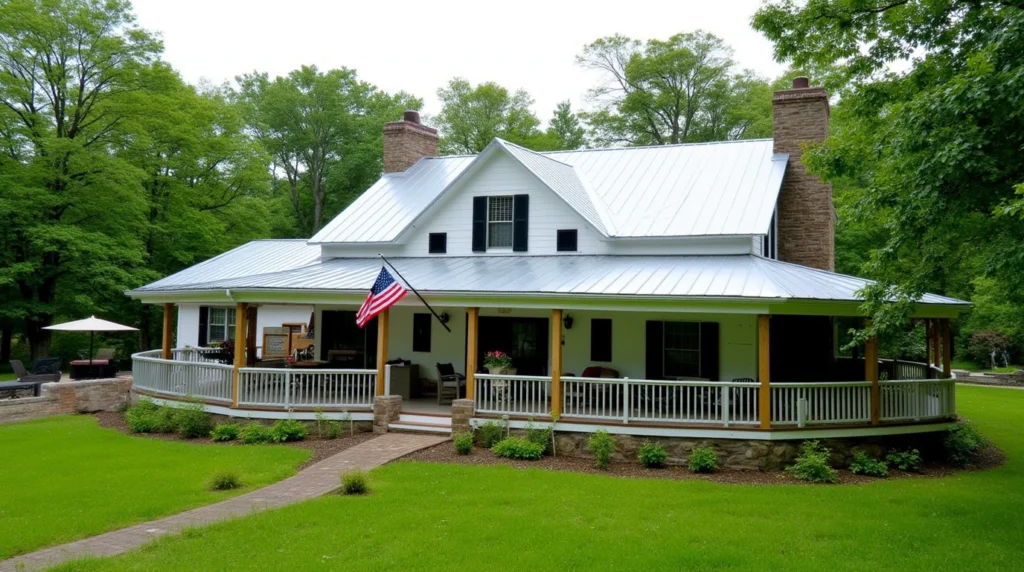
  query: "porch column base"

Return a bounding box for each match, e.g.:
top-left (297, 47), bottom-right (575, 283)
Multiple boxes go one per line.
top-left (451, 399), bottom-right (474, 434)
top-left (373, 395), bottom-right (402, 433)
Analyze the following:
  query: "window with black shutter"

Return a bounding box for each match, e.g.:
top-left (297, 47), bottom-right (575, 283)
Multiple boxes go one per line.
top-left (428, 233), bottom-right (447, 254)
top-left (557, 229), bottom-right (578, 252)
top-left (646, 321), bottom-right (720, 380)
top-left (591, 318), bottom-right (612, 362)
top-left (412, 313), bottom-right (431, 352)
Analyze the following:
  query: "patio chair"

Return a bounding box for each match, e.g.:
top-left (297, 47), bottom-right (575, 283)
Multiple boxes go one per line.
top-left (435, 363), bottom-right (466, 405)
top-left (11, 360), bottom-right (60, 384)
top-left (31, 357), bottom-right (61, 375)
top-left (95, 348), bottom-right (116, 361)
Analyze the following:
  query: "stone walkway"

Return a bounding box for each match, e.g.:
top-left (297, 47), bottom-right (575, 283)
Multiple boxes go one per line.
top-left (0, 433), bottom-right (448, 572)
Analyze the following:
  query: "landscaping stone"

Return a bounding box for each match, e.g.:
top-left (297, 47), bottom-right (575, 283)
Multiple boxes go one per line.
top-left (0, 378), bottom-right (130, 425)
top-left (372, 395), bottom-right (402, 433)
top-left (451, 399), bottom-right (474, 434)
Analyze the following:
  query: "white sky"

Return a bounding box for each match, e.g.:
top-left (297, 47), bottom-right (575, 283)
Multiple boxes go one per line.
top-left (131, 0), bottom-right (787, 122)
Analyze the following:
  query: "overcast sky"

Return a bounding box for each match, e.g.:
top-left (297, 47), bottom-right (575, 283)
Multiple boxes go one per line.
top-left (131, 0), bottom-right (788, 122)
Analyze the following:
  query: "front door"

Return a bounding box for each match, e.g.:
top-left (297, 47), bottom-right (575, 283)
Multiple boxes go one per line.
top-left (478, 317), bottom-right (549, 375)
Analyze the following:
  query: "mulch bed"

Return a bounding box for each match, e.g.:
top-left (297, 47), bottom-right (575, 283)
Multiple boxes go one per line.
top-left (397, 441), bottom-right (1005, 486)
top-left (92, 411), bottom-right (378, 470)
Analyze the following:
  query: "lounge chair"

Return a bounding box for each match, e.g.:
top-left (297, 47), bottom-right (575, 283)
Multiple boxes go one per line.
top-left (435, 363), bottom-right (466, 405)
top-left (8, 360), bottom-right (60, 396)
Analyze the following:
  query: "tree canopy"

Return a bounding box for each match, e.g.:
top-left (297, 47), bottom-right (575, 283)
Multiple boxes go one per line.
top-left (433, 78), bottom-right (544, 154)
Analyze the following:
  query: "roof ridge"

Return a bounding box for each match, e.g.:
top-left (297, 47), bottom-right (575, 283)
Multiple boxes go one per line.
top-left (542, 138), bottom-right (775, 155)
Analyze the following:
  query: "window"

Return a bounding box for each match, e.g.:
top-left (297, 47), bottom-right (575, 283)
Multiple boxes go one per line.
top-left (591, 318), bottom-right (612, 362)
top-left (207, 307), bottom-right (236, 343)
top-left (412, 313), bottom-right (431, 352)
top-left (663, 322), bottom-right (700, 377)
top-left (487, 196), bottom-right (514, 248)
top-left (428, 233), bottom-right (447, 254)
top-left (762, 210), bottom-right (778, 259)
top-left (557, 229), bottom-right (578, 252)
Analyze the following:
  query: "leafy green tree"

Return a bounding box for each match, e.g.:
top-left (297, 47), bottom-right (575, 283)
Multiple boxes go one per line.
top-left (543, 101), bottom-right (587, 150)
top-left (236, 66), bottom-right (419, 234)
top-left (753, 1), bottom-right (1024, 345)
top-left (0, 0), bottom-right (161, 357)
top-left (433, 78), bottom-right (542, 154)
top-left (576, 31), bottom-right (774, 146)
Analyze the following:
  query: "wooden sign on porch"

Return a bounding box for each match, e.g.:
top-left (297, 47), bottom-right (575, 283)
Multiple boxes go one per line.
top-left (262, 327), bottom-right (290, 358)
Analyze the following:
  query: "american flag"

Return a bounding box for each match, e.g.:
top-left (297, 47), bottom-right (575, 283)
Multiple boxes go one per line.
top-left (356, 267), bottom-right (407, 328)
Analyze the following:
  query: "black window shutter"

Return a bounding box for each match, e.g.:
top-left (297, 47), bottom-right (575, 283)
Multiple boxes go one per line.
top-left (700, 322), bottom-right (720, 381)
top-left (645, 320), bottom-right (663, 380)
top-left (198, 306), bottom-right (209, 346)
top-left (412, 313), bottom-right (431, 352)
top-left (472, 197), bottom-right (487, 252)
top-left (513, 194), bottom-right (529, 252)
top-left (591, 318), bottom-right (612, 362)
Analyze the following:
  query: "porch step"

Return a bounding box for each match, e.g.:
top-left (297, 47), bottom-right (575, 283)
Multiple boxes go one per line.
top-left (388, 420), bottom-right (453, 435)
top-left (397, 413), bottom-right (452, 427)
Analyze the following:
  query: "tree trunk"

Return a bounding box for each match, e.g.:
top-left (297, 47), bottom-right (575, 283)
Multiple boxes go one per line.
top-left (139, 308), bottom-right (152, 350)
top-left (25, 317), bottom-right (53, 360)
top-left (0, 320), bottom-right (11, 363)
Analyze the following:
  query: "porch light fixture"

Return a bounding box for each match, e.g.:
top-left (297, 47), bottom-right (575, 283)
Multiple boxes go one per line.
top-left (563, 314), bottom-right (574, 330)
top-left (439, 312), bottom-right (450, 325)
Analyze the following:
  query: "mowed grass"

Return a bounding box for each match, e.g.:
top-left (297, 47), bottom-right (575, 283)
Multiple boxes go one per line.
top-left (0, 415), bottom-right (309, 559)
top-left (57, 385), bottom-right (1024, 572)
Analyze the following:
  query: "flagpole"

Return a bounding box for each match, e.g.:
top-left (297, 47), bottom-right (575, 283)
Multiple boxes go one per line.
top-left (378, 254), bottom-right (452, 333)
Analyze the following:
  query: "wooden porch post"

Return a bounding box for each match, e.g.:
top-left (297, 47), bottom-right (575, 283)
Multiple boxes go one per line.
top-left (932, 319), bottom-right (942, 370)
top-left (161, 303), bottom-right (173, 359)
top-left (466, 308), bottom-right (479, 400)
top-left (245, 305), bottom-right (258, 367)
top-left (376, 309), bottom-right (389, 396)
top-left (942, 318), bottom-right (952, 378)
top-left (551, 309), bottom-right (562, 417)
top-left (758, 315), bottom-right (771, 429)
top-left (232, 303), bottom-right (247, 408)
top-left (865, 325), bottom-right (880, 426)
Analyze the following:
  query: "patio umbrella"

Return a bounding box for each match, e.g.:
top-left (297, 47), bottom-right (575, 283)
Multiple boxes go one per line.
top-left (44, 316), bottom-right (138, 365)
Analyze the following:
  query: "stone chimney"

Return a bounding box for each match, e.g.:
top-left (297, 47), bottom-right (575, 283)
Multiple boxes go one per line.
top-left (383, 110), bottom-right (439, 173)
top-left (772, 77), bottom-right (834, 271)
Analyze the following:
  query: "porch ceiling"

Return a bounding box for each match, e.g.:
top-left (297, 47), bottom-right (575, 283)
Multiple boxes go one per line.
top-left (127, 254), bottom-right (968, 314)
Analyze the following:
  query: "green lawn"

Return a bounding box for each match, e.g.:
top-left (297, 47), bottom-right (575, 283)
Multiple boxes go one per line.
top-left (55, 385), bottom-right (1024, 571)
top-left (0, 415), bottom-right (310, 559)
top-left (951, 360), bottom-right (1021, 374)
top-left (0, 372), bottom-right (16, 381)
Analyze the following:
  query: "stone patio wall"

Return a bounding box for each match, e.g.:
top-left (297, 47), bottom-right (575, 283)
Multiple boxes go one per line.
top-left (0, 378), bottom-right (131, 425)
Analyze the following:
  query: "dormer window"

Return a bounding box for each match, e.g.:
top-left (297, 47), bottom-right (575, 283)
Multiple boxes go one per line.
top-left (487, 196), bottom-right (514, 248)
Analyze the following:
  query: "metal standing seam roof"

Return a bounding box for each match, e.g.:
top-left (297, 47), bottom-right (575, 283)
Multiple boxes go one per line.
top-left (309, 138), bottom-right (789, 244)
top-left (130, 248), bottom-right (968, 306)
top-left (137, 240), bottom-right (322, 291)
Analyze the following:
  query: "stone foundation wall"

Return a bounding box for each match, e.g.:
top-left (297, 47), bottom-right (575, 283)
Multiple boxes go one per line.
top-left (0, 378), bottom-right (131, 425)
top-left (552, 430), bottom-right (947, 471)
top-left (373, 395), bottom-right (402, 433)
top-left (451, 399), bottom-right (474, 434)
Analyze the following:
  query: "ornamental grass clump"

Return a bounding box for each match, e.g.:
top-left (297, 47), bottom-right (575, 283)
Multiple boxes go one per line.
top-left (492, 437), bottom-right (545, 460)
top-left (687, 446), bottom-right (719, 473)
top-left (208, 471), bottom-right (243, 491)
top-left (588, 430), bottom-right (615, 469)
top-left (340, 469), bottom-right (369, 495)
top-left (638, 442), bottom-right (667, 468)
top-left (453, 432), bottom-right (474, 455)
top-left (849, 451), bottom-right (888, 477)
top-left (786, 440), bottom-right (838, 483)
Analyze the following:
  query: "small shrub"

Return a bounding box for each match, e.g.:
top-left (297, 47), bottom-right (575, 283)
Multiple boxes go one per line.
top-left (524, 417), bottom-right (552, 454)
top-left (946, 420), bottom-right (985, 467)
top-left (125, 401), bottom-right (158, 433)
top-left (886, 448), bottom-right (923, 472)
top-left (638, 442), bottom-right (667, 468)
top-left (324, 420), bottom-right (342, 440)
top-left (210, 423), bottom-right (241, 442)
top-left (239, 422), bottom-right (272, 444)
top-left (688, 446), bottom-right (719, 473)
top-left (270, 419), bottom-right (308, 443)
top-left (849, 451), bottom-right (888, 477)
top-left (475, 420), bottom-right (505, 448)
top-left (453, 432), bottom-right (474, 455)
top-left (786, 440), bottom-right (839, 483)
top-left (209, 471), bottom-right (242, 491)
top-left (153, 407), bottom-right (179, 433)
top-left (491, 437), bottom-right (545, 460)
top-left (176, 400), bottom-right (213, 439)
top-left (340, 469), bottom-right (369, 495)
top-left (588, 430), bottom-right (615, 469)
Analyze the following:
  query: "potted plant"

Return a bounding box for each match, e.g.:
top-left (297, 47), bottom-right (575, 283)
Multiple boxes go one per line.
top-left (484, 351), bottom-right (513, 374)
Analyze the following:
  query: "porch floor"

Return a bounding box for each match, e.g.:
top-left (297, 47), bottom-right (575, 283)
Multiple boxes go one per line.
top-left (401, 398), bottom-right (454, 416)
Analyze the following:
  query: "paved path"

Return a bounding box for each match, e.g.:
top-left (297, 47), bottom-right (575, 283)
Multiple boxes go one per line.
top-left (1, 433), bottom-right (447, 571)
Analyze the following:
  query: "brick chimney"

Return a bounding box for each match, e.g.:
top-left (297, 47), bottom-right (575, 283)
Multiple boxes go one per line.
top-left (383, 110), bottom-right (439, 173)
top-left (772, 77), bottom-right (834, 271)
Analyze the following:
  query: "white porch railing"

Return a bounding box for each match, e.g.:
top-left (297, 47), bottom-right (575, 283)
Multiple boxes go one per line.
top-left (770, 382), bottom-right (872, 426)
top-left (880, 378), bottom-right (956, 422)
top-left (238, 367), bottom-right (376, 409)
top-left (131, 350), bottom-right (233, 402)
top-left (170, 347), bottom-right (225, 364)
top-left (890, 360), bottom-right (930, 381)
top-left (474, 374), bottom-right (552, 416)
